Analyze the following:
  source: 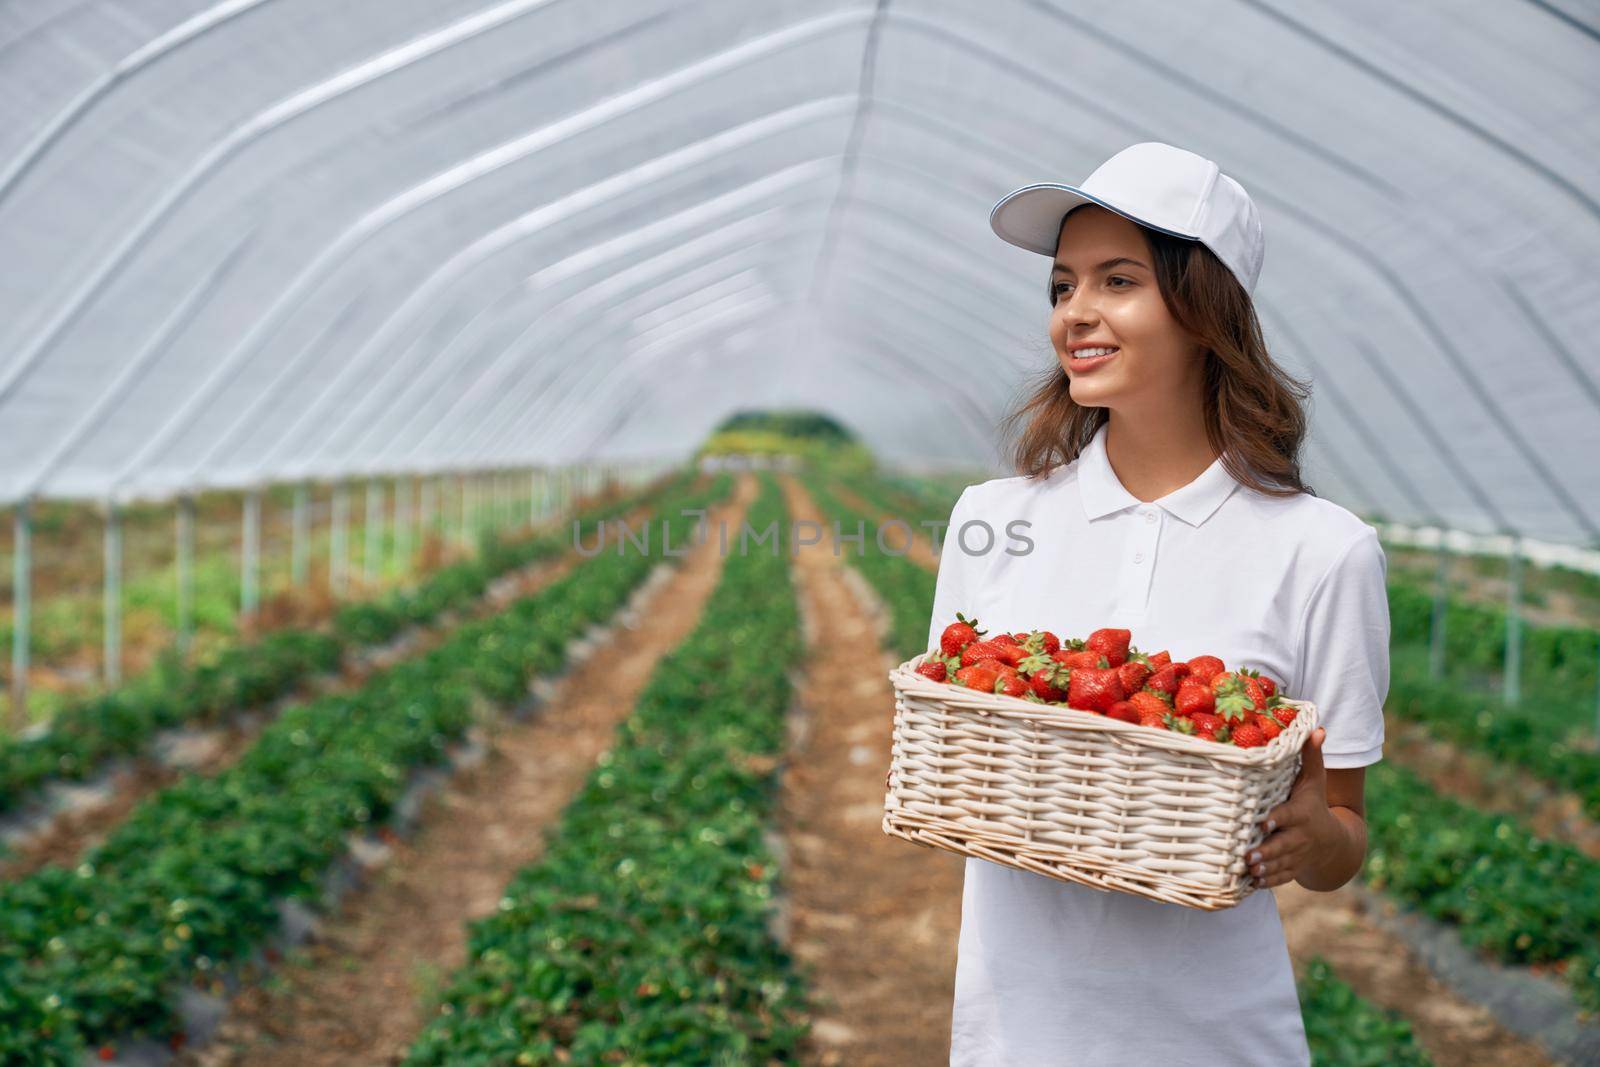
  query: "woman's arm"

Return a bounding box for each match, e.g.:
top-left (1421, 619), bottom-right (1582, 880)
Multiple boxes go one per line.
top-left (1247, 728), bottom-right (1370, 892)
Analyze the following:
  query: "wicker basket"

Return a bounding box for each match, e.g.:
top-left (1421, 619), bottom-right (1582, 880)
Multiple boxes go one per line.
top-left (882, 652), bottom-right (1318, 910)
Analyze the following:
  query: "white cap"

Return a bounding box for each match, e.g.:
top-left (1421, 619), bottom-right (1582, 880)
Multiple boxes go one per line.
top-left (988, 142), bottom-right (1265, 296)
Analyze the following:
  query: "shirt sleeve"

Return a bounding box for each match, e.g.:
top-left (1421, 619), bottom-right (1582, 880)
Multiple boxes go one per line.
top-left (1290, 525), bottom-right (1391, 769)
top-left (926, 487), bottom-right (976, 653)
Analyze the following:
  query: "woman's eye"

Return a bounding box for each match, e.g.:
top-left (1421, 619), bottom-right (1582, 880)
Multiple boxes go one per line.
top-left (1108, 276), bottom-right (1132, 287)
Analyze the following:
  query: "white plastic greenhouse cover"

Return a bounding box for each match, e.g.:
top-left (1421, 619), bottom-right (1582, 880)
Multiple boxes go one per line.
top-left (0, 1), bottom-right (1597, 547)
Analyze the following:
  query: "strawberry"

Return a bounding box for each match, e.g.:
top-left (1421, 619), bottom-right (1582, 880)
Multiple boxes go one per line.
top-left (1184, 655), bottom-right (1226, 686)
top-left (98, 1049), bottom-right (115, 1063)
top-left (1021, 629), bottom-right (1062, 656)
top-left (1068, 666), bottom-right (1126, 713)
top-left (1137, 707), bottom-right (1171, 729)
top-left (1086, 628), bottom-right (1131, 668)
top-left (1240, 666), bottom-right (1277, 701)
top-left (1230, 722), bottom-right (1268, 748)
top-left (961, 640), bottom-right (1006, 667)
top-left (1211, 672), bottom-right (1257, 724)
top-left (992, 633), bottom-right (1021, 647)
top-left (1144, 662), bottom-right (1190, 697)
top-left (995, 671), bottom-right (1029, 698)
top-left (1189, 711), bottom-right (1225, 735)
top-left (1128, 691), bottom-right (1174, 720)
top-left (1258, 715), bottom-right (1284, 741)
top-left (1020, 654), bottom-right (1069, 701)
top-left (955, 661), bottom-right (1002, 692)
top-left (1271, 704), bottom-right (1298, 727)
top-left (1117, 660), bottom-right (1152, 695)
top-left (916, 659), bottom-right (948, 682)
top-left (940, 612), bottom-right (986, 657)
top-left (1058, 649), bottom-right (1108, 670)
top-left (1146, 649), bottom-right (1173, 669)
top-left (1174, 680), bottom-right (1215, 717)
top-left (1106, 700), bottom-right (1140, 723)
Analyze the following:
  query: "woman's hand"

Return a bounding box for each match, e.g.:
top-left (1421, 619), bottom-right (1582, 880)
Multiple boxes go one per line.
top-left (1247, 727), bottom-right (1342, 889)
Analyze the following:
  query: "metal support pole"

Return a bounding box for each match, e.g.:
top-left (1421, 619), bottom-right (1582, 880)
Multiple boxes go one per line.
top-left (241, 489), bottom-right (260, 623)
top-left (1428, 532), bottom-right (1449, 681)
top-left (10, 502), bottom-right (31, 727)
top-left (363, 478), bottom-right (383, 586)
top-left (176, 495), bottom-right (195, 659)
top-left (1504, 536), bottom-right (1522, 706)
top-left (459, 474), bottom-right (472, 547)
top-left (331, 483), bottom-right (350, 597)
top-left (530, 468), bottom-right (541, 526)
top-left (393, 476), bottom-right (412, 575)
top-left (291, 482), bottom-right (310, 587)
top-left (419, 476), bottom-right (436, 546)
top-left (103, 500), bottom-right (122, 685)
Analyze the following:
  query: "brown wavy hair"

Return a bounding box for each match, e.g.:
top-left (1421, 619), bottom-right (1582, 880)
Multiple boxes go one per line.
top-left (998, 211), bottom-right (1314, 498)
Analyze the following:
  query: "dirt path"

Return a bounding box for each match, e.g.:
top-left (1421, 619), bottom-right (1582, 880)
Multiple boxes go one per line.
top-left (835, 482), bottom-right (1554, 1066)
top-left (0, 492), bottom-right (658, 882)
top-left (175, 475), bottom-right (754, 1067)
top-left (1276, 883), bottom-right (1556, 1066)
top-left (778, 475), bottom-right (964, 1067)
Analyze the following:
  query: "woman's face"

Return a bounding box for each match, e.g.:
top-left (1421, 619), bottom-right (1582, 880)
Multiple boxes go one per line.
top-left (1048, 205), bottom-right (1205, 412)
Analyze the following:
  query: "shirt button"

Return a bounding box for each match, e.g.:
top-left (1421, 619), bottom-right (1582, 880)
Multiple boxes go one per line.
top-left (1144, 511), bottom-right (1156, 524)
top-left (1133, 552), bottom-right (1145, 563)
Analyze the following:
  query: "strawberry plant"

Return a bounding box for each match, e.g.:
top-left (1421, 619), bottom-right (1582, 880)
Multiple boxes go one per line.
top-left (404, 475), bottom-right (807, 1065)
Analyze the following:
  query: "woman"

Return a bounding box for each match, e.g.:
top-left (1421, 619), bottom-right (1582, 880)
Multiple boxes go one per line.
top-left (929, 143), bottom-right (1391, 1065)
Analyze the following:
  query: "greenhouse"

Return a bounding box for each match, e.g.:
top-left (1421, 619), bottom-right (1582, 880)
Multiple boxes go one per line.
top-left (0, 2), bottom-right (1597, 1064)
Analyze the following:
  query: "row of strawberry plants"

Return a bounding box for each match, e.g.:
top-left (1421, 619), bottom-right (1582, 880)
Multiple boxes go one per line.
top-left (1295, 956), bottom-right (1434, 1067)
top-left (403, 473), bottom-right (808, 1065)
top-left (1385, 643), bottom-right (1600, 819)
top-left (1363, 758), bottom-right (1600, 1014)
top-left (805, 472), bottom-right (1454, 1064)
top-left (0, 473), bottom-right (726, 1064)
top-left (0, 475), bottom-right (682, 818)
top-left (798, 473), bottom-right (936, 660)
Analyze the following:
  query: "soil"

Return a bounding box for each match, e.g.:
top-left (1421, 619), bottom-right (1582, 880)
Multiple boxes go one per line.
top-left (777, 475), bottom-right (963, 1066)
top-left (173, 474), bottom-right (755, 1067)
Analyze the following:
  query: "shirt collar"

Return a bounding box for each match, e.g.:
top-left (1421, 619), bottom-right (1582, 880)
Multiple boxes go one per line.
top-left (1077, 421), bottom-right (1239, 527)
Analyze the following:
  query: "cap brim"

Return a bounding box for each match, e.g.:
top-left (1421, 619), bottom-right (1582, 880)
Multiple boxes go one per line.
top-left (989, 183), bottom-right (1200, 256)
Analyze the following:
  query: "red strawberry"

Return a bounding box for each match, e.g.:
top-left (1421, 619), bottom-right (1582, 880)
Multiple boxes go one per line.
top-left (1086, 628), bottom-right (1131, 668)
top-left (1137, 707), bottom-right (1171, 729)
top-left (955, 661), bottom-right (1002, 692)
top-left (1106, 700), bottom-right (1140, 724)
top-left (940, 613), bottom-right (985, 657)
top-left (995, 670), bottom-right (1029, 698)
top-left (961, 640), bottom-right (1007, 667)
top-left (1059, 649), bottom-right (1107, 671)
top-left (1258, 715), bottom-right (1284, 741)
top-left (1231, 722), bottom-right (1268, 748)
top-left (1117, 660), bottom-right (1152, 695)
top-left (1211, 673), bottom-right (1257, 724)
top-left (1185, 655), bottom-right (1226, 686)
top-left (1068, 666), bottom-right (1126, 713)
top-left (916, 659), bottom-right (948, 682)
top-left (98, 1049), bottom-right (115, 1063)
top-left (1189, 711), bottom-right (1225, 735)
top-left (1020, 654), bottom-right (1069, 701)
top-left (1146, 649), bottom-right (1173, 669)
top-left (1128, 691), bottom-right (1174, 720)
top-left (1174, 680), bottom-right (1215, 717)
top-left (1271, 705), bottom-right (1298, 727)
top-left (1019, 629), bottom-right (1062, 656)
top-left (1144, 662), bottom-right (1189, 697)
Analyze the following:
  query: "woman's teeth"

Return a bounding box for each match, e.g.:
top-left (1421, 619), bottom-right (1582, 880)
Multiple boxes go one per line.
top-left (1073, 347), bottom-right (1118, 359)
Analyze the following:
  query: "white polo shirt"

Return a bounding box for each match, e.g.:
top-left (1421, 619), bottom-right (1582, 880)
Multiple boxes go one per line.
top-left (928, 420), bottom-right (1390, 1067)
